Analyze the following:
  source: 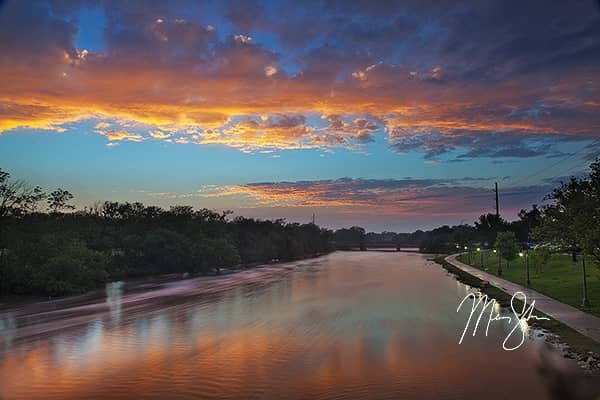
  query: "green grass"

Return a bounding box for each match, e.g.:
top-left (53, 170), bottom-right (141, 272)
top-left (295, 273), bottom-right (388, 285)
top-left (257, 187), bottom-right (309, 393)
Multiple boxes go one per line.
top-left (457, 250), bottom-right (600, 317)
top-left (433, 257), bottom-right (600, 362)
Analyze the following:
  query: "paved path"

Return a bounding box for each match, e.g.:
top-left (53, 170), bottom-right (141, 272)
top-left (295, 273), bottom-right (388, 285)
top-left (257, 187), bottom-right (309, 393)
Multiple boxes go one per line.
top-left (445, 254), bottom-right (600, 343)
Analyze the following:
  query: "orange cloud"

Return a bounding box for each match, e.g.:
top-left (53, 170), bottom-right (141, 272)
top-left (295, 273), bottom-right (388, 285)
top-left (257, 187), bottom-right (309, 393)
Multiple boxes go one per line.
top-left (95, 124), bottom-right (145, 143)
top-left (139, 178), bottom-right (551, 220)
top-left (0, 2), bottom-right (598, 156)
top-left (200, 115), bottom-right (315, 151)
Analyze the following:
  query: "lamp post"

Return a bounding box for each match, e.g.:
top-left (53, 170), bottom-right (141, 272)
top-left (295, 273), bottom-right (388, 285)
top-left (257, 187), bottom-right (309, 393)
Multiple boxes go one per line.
top-left (526, 249), bottom-right (530, 286)
top-left (582, 251), bottom-right (590, 307)
top-left (519, 250), bottom-right (530, 286)
top-left (494, 248), bottom-right (502, 276)
top-left (464, 245), bottom-right (470, 264)
top-left (477, 247), bottom-right (483, 267)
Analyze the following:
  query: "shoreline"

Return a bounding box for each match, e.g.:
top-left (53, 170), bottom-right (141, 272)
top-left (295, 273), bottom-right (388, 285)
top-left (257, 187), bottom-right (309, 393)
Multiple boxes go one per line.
top-left (0, 252), bottom-right (329, 312)
top-left (432, 255), bottom-right (600, 374)
top-left (0, 253), bottom-right (330, 344)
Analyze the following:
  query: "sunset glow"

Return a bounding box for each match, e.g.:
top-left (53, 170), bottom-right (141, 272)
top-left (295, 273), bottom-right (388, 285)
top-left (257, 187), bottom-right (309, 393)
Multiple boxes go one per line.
top-left (1, 0), bottom-right (599, 230)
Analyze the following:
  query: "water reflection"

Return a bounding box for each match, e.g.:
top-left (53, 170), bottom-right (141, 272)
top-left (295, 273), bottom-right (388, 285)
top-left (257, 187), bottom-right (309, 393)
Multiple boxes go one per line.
top-left (0, 312), bottom-right (16, 349)
top-left (106, 281), bottom-right (124, 324)
top-left (0, 253), bottom-right (589, 399)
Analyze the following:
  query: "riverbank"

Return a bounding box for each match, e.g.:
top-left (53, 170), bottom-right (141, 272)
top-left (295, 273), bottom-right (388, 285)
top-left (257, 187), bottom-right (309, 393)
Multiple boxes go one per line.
top-left (457, 250), bottom-right (600, 317)
top-left (0, 252), bottom-right (329, 312)
top-left (0, 255), bottom-right (329, 344)
top-left (433, 255), bottom-right (600, 373)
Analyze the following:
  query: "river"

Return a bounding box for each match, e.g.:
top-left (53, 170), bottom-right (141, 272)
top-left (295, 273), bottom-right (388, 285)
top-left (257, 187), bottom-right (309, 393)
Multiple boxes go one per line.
top-left (0, 252), bottom-right (582, 399)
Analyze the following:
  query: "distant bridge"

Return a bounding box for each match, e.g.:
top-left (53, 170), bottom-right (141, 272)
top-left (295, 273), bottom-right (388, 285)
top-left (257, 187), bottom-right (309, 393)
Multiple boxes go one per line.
top-left (335, 242), bottom-right (421, 252)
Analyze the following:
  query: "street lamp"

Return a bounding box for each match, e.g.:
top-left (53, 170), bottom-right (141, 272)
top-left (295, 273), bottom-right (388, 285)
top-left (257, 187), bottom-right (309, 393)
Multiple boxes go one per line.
top-left (519, 250), bottom-right (530, 286)
top-left (464, 246), bottom-right (471, 264)
top-left (582, 251), bottom-right (590, 307)
top-left (526, 249), bottom-right (530, 286)
top-left (477, 247), bottom-right (483, 267)
top-left (494, 248), bottom-right (502, 276)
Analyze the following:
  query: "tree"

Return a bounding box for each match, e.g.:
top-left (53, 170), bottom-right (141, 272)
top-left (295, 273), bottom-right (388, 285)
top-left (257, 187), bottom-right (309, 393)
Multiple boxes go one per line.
top-left (201, 238), bottom-right (241, 274)
top-left (47, 188), bottom-right (75, 213)
top-left (475, 213), bottom-right (508, 245)
top-left (533, 159), bottom-right (600, 265)
top-left (582, 159), bottom-right (600, 265)
top-left (31, 239), bottom-right (109, 296)
top-left (534, 247), bottom-right (552, 274)
top-left (1, 170), bottom-right (337, 296)
top-left (0, 168), bottom-right (45, 217)
top-left (131, 229), bottom-right (194, 275)
top-left (0, 169), bottom-right (45, 287)
top-left (513, 205), bottom-right (542, 243)
top-left (495, 231), bottom-right (518, 270)
top-left (2, 235), bottom-right (109, 296)
top-left (333, 226), bottom-right (366, 250)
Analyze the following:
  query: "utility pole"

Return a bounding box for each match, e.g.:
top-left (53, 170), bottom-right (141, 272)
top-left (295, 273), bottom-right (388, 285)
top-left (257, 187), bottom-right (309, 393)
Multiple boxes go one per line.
top-left (312, 213), bottom-right (315, 225)
top-left (495, 182), bottom-right (501, 276)
top-left (495, 182), bottom-right (499, 218)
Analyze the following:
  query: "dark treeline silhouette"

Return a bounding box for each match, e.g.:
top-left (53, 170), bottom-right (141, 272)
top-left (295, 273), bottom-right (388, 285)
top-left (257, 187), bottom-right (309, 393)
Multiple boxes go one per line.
top-left (332, 226), bottom-right (367, 250)
top-left (0, 169), bottom-right (334, 297)
top-left (2, 158), bottom-right (598, 297)
top-left (411, 206), bottom-right (541, 254)
top-left (327, 215), bottom-right (537, 253)
top-left (375, 159), bottom-right (599, 258)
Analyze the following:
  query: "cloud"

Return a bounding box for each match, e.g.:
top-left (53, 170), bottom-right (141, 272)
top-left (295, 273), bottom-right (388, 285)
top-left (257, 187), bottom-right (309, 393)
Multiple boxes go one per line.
top-left (0, 0), bottom-right (599, 158)
top-left (264, 65), bottom-right (277, 77)
top-left (95, 125), bottom-right (145, 143)
top-left (149, 130), bottom-right (172, 139)
top-left (189, 177), bottom-right (553, 217)
top-left (199, 114), bottom-right (313, 151)
top-left (387, 127), bottom-right (587, 160)
top-left (583, 140), bottom-right (600, 161)
top-left (102, 131), bottom-right (144, 142)
top-left (319, 115), bottom-right (378, 144)
top-left (352, 63), bottom-right (381, 81)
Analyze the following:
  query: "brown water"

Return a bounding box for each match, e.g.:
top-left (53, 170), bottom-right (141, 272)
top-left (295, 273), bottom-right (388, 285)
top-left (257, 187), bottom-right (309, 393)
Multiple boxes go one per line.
top-left (0, 252), bottom-right (580, 399)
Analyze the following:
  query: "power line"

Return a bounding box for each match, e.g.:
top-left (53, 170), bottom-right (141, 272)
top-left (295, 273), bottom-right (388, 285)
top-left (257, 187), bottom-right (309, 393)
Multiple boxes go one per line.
top-left (505, 141), bottom-right (595, 188)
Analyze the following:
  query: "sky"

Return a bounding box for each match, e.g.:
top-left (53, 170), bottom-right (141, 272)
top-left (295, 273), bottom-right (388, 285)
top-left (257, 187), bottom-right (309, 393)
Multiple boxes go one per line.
top-left (0, 0), bottom-right (599, 232)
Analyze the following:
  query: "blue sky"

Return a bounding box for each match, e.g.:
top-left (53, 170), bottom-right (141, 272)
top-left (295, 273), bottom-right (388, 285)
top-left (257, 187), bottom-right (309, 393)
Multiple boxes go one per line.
top-left (0, 0), bottom-right (599, 231)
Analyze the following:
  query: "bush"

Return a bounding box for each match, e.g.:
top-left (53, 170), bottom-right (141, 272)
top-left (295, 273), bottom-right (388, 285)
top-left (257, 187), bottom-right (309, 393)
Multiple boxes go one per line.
top-left (32, 243), bottom-right (109, 296)
top-left (2, 236), bottom-right (109, 296)
top-left (124, 229), bottom-right (194, 275)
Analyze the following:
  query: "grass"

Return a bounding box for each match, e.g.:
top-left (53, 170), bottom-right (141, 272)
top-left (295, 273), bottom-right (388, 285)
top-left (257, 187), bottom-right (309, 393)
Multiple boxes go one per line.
top-left (457, 250), bottom-right (600, 317)
top-left (433, 256), bottom-right (600, 363)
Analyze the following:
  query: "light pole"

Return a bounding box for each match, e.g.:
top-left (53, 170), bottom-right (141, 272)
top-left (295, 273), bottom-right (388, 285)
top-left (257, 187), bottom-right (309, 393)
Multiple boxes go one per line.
top-left (464, 246), bottom-right (470, 264)
top-left (582, 251), bottom-right (590, 307)
top-left (519, 250), bottom-right (530, 286)
top-left (494, 248), bottom-right (502, 276)
top-left (477, 247), bottom-right (483, 267)
top-left (526, 249), bottom-right (530, 286)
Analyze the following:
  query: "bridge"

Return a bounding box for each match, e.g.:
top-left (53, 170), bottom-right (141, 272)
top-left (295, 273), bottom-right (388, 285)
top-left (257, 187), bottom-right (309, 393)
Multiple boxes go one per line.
top-left (335, 242), bottom-right (421, 252)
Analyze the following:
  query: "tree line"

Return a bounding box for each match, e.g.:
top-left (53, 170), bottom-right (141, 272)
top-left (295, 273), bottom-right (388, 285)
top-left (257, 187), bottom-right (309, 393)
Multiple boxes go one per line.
top-left (416, 159), bottom-right (599, 271)
top-left (2, 158), bottom-right (597, 297)
top-left (0, 168), bottom-right (334, 297)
